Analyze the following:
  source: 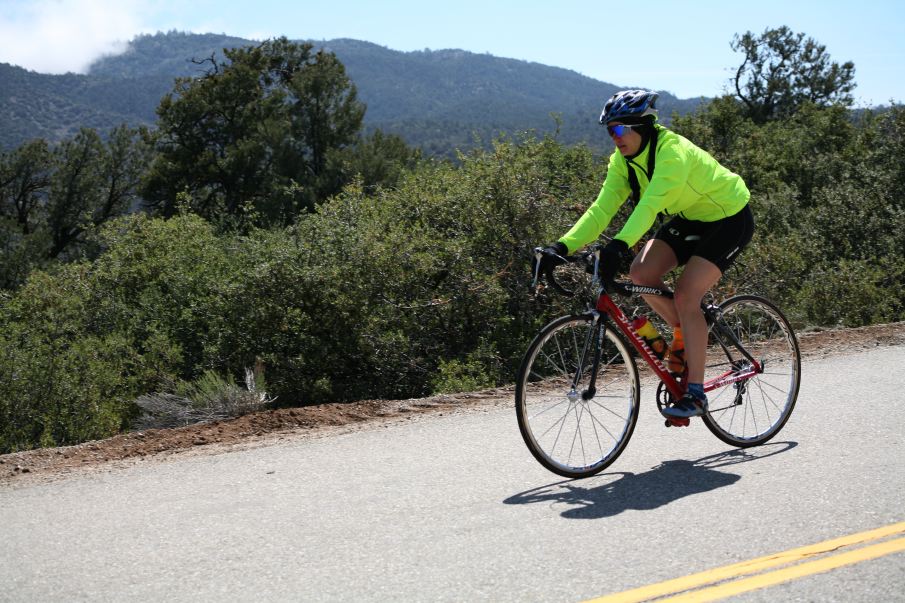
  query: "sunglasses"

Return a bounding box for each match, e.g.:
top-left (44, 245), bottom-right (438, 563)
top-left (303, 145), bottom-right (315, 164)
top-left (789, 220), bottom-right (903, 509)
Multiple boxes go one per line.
top-left (606, 124), bottom-right (642, 137)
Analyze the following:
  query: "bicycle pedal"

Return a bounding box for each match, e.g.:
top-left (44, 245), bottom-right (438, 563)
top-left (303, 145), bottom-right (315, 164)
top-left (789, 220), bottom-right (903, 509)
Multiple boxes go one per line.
top-left (664, 417), bottom-right (690, 428)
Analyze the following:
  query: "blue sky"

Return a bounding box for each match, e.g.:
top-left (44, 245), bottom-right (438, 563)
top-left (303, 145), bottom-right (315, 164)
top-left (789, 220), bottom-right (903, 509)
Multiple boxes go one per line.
top-left (1, 0), bottom-right (902, 106)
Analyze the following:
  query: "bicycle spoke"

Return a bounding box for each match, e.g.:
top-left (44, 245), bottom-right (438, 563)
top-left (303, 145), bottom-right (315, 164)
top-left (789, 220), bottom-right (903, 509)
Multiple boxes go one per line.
top-left (759, 386), bottom-right (773, 427)
top-left (700, 296), bottom-right (800, 446)
top-left (728, 403), bottom-right (739, 434)
top-left (548, 402), bottom-right (571, 455)
top-left (527, 397), bottom-right (570, 421)
top-left (751, 377), bottom-right (784, 412)
top-left (588, 407), bottom-right (621, 443)
top-left (708, 402), bottom-right (739, 414)
top-left (755, 377), bottom-right (794, 396)
top-left (564, 394), bottom-right (588, 468)
top-left (590, 398), bottom-right (629, 421)
top-left (517, 315), bottom-right (640, 477)
top-left (554, 337), bottom-right (568, 379)
top-left (746, 389), bottom-right (757, 435)
top-left (759, 370), bottom-right (793, 377)
top-left (536, 402), bottom-right (571, 440)
top-left (585, 402), bottom-right (610, 448)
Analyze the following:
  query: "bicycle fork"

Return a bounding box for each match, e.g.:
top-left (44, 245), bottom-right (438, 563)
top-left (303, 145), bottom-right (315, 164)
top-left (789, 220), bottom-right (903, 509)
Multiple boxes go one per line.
top-left (573, 312), bottom-right (604, 402)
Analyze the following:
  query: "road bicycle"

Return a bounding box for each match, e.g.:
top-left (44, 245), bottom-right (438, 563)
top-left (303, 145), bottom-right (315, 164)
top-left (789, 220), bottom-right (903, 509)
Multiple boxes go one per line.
top-left (516, 244), bottom-right (801, 478)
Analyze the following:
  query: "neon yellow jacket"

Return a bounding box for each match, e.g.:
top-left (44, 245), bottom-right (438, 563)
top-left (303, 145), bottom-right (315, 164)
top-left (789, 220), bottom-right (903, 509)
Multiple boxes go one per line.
top-left (559, 125), bottom-right (750, 251)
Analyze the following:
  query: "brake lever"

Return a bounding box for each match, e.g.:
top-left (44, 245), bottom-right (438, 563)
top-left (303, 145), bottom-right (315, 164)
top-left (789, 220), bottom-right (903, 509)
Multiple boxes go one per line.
top-left (533, 247), bottom-right (575, 296)
top-left (531, 247), bottom-right (544, 288)
top-left (590, 248), bottom-right (601, 283)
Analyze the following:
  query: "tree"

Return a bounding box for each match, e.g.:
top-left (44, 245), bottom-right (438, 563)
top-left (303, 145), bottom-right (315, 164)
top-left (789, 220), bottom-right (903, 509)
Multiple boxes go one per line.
top-left (47, 126), bottom-right (151, 259)
top-left (0, 139), bottom-right (52, 235)
top-left (343, 129), bottom-right (422, 192)
top-left (731, 26), bottom-right (855, 123)
top-left (287, 50), bottom-right (366, 208)
top-left (0, 127), bottom-right (150, 290)
top-left (0, 139), bottom-right (53, 288)
top-left (143, 38), bottom-right (366, 226)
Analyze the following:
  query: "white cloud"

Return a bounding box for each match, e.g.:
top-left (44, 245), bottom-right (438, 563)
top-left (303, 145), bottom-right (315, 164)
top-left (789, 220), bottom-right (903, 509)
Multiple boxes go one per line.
top-left (0, 0), bottom-right (151, 73)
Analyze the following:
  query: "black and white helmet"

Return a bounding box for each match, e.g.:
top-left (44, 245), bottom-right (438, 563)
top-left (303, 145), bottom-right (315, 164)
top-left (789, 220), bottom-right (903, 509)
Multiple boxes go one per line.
top-left (599, 89), bottom-right (659, 125)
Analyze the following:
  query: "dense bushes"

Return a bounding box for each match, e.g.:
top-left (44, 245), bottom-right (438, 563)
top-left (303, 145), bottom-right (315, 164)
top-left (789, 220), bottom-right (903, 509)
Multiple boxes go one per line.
top-left (0, 216), bottom-right (223, 450)
top-left (1, 102), bottom-right (903, 453)
top-left (0, 136), bottom-right (602, 451)
top-left (672, 101), bottom-right (905, 326)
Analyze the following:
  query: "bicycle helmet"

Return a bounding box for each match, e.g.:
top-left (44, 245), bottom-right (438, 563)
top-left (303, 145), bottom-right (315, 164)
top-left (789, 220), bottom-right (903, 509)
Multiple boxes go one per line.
top-left (599, 89), bottom-right (659, 125)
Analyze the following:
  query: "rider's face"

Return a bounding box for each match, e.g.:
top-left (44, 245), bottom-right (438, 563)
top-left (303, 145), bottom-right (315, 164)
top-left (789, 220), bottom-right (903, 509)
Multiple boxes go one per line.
top-left (608, 122), bottom-right (643, 156)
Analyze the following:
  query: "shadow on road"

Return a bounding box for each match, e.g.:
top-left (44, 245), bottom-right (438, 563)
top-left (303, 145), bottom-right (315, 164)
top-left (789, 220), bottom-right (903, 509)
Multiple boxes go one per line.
top-left (504, 442), bottom-right (797, 519)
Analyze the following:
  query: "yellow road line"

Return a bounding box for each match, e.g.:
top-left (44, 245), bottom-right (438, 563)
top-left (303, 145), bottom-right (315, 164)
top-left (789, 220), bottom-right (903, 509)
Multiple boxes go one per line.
top-left (658, 537), bottom-right (905, 603)
top-left (586, 521), bottom-right (905, 603)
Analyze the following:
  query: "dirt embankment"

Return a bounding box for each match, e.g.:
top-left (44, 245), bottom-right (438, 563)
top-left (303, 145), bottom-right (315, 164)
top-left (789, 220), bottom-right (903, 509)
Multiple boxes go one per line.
top-left (2, 322), bottom-right (904, 484)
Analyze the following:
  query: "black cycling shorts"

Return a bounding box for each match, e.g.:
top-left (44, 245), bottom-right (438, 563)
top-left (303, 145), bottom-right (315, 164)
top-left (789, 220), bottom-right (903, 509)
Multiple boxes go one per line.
top-left (653, 204), bottom-right (754, 273)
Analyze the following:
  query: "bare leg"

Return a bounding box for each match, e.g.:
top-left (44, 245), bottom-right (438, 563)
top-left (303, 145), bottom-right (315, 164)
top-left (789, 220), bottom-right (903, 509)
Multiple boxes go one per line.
top-left (673, 256), bottom-right (723, 384)
top-left (629, 239), bottom-right (680, 327)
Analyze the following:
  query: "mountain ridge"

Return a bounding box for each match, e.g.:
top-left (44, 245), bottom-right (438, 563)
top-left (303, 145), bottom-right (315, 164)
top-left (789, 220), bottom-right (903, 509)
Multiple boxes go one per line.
top-left (2, 31), bottom-right (706, 154)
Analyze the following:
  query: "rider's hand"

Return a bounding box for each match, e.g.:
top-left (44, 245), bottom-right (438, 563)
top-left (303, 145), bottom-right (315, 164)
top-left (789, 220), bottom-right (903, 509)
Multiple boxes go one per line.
top-left (599, 239), bottom-right (631, 282)
top-left (532, 241), bottom-right (569, 278)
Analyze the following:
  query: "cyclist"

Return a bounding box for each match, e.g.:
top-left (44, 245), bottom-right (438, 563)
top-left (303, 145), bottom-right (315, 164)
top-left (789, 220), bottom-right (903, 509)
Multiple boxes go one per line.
top-left (535, 89), bottom-right (754, 418)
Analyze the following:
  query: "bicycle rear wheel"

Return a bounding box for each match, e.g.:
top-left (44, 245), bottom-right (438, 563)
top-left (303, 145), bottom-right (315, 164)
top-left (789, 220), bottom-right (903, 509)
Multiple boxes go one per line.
top-left (516, 314), bottom-right (640, 478)
top-left (701, 295), bottom-right (800, 447)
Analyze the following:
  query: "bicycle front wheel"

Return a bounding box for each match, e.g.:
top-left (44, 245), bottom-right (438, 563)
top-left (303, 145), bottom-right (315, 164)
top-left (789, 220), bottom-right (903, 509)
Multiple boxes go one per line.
top-left (701, 295), bottom-right (801, 447)
top-left (516, 314), bottom-right (640, 478)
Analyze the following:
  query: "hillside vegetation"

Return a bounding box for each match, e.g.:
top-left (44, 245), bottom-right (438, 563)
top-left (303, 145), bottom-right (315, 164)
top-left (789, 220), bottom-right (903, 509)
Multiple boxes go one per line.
top-left (1, 31), bottom-right (702, 155)
top-left (0, 28), bottom-right (901, 454)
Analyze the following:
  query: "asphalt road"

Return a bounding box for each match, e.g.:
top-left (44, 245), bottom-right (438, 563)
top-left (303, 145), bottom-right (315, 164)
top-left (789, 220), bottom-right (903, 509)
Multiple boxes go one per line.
top-left (2, 346), bottom-right (904, 602)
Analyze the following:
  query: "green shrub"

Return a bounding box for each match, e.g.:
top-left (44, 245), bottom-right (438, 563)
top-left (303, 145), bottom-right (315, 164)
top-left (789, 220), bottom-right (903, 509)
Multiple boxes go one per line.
top-left (0, 270), bottom-right (147, 452)
top-left (134, 367), bottom-right (274, 429)
top-left (430, 341), bottom-right (501, 394)
top-left (3, 111), bottom-right (905, 453)
top-left (0, 213), bottom-right (229, 452)
top-left (795, 258), bottom-right (903, 327)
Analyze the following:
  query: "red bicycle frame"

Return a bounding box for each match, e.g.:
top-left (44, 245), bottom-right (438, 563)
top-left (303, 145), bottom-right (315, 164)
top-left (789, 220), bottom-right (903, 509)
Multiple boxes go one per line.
top-left (595, 289), bottom-right (761, 399)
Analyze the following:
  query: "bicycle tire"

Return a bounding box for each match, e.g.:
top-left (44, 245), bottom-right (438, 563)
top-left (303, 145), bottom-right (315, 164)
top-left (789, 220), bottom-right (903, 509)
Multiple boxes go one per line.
top-left (701, 295), bottom-right (801, 447)
top-left (516, 313), bottom-right (640, 478)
